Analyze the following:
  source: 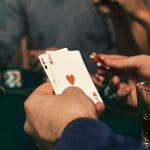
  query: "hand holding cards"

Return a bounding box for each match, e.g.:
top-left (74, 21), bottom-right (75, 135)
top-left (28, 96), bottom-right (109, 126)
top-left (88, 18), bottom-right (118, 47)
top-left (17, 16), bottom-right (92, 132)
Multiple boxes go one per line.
top-left (38, 48), bottom-right (103, 104)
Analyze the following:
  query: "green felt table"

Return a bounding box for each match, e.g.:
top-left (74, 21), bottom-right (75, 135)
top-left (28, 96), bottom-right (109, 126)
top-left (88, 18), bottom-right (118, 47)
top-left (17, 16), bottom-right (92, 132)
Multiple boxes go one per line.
top-left (0, 70), bottom-right (142, 150)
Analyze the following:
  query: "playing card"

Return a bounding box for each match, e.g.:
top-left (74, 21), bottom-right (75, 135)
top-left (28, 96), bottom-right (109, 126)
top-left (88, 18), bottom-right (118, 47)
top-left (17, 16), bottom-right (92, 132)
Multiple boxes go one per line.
top-left (38, 53), bottom-right (58, 94)
top-left (46, 47), bottom-right (69, 67)
top-left (46, 48), bottom-right (69, 57)
top-left (45, 48), bottom-right (70, 94)
top-left (48, 50), bottom-right (103, 103)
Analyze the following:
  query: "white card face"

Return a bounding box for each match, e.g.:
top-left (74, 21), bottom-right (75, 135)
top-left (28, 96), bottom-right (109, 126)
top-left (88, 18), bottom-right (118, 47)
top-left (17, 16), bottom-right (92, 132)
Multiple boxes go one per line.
top-left (46, 48), bottom-right (69, 56)
top-left (46, 47), bottom-right (69, 69)
top-left (49, 50), bottom-right (103, 103)
top-left (38, 54), bottom-right (58, 94)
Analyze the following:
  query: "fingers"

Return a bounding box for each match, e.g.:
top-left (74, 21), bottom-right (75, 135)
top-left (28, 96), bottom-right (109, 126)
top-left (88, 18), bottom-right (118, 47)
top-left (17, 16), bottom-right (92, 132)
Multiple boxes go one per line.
top-left (33, 82), bottom-right (54, 95)
top-left (109, 75), bottom-right (120, 87)
top-left (110, 75), bottom-right (131, 96)
top-left (24, 82), bottom-right (54, 119)
top-left (109, 75), bottom-right (130, 97)
top-left (90, 54), bottom-right (139, 107)
top-left (103, 58), bottom-right (131, 69)
top-left (95, 102), bottom-right (105, 116)
top-left (90, 53), bottom-right (126, 63)
top-left (110, 77), bottom-right (137, 107)
top-left (98, 54), bottom-right (126, 60)
top-left (24, 120), bottom-right (35, 137)
top-left (126, 79), bottom-right (137, 107)
top-left (95, 73), bottom-right (105, 83)
top-left (117, 82), bottom-right (131, 97)
top-left (102, 55), bottom-right (145, 70)
top-left (90, 53), bottom-right (110, 70)
top-left (62, 86), bottom-right (86, 96)
top-left (91, 73), bottom-right (105, 87)
top-left (62, 86), bottom-right (105, 116)
top-left (90, 53), bottom-right (127, 71)
top-left (90, 52), bottom-right (99, 63)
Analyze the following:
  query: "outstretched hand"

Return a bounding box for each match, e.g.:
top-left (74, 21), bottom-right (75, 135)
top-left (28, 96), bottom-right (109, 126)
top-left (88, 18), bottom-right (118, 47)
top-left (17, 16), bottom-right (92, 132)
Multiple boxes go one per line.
top-left (91, 53), bottom-right (150, 107)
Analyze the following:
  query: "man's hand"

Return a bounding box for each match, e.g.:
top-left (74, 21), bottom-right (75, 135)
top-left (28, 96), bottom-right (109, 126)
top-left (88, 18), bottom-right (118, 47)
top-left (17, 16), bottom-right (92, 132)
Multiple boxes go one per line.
top-left (91, 53), bottom-right (150, 107)
top-left (24, 82), bottom-right (105, 149)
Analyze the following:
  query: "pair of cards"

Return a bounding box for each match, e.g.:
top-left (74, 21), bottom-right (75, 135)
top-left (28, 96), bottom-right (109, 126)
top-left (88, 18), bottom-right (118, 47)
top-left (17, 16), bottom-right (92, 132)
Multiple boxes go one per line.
top-left (38, 48), bottom-right (103, 104)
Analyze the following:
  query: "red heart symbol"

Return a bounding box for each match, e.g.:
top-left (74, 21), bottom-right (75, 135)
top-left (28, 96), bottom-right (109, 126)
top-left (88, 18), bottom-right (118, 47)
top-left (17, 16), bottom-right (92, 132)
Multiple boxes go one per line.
top-left (66, 75), bottom-right (75, 85)
top-left (93, 92), bottom-right (97, 96)
top-left (93, 92), bottom-right (99, 100)
top-left (50, 60), bottom-right (53, 64)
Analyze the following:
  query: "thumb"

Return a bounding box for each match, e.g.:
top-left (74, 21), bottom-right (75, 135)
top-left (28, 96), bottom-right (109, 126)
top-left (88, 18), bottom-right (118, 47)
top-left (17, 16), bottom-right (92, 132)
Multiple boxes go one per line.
top-left (33, 82), bottom-right (54, 95)
top-left (103, 57), bottom-right (139, 70)
top-left (95, 102), bottom-right (105, 116)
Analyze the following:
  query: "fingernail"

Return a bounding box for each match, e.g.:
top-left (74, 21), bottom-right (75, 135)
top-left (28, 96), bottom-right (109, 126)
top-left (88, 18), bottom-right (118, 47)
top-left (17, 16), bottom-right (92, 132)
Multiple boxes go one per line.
top-left (96, 62), bottom-right (102, 67)
top-left (90, 55), bottom-right (95, 59)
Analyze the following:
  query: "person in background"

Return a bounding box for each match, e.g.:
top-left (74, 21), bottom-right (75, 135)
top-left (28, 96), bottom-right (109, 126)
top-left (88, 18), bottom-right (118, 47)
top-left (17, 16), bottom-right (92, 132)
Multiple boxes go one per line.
top-left (0, 0), bottom-right (115, 71)
top-left (92, 0), bottom-right (150, 55)
top-left (90, 0), bottom-right (150, 105)
top-left (91, 54), bottom-right (150, 106)
top-left (0, 0), bottom-right (150, 71)
top-left (24, 82), bottom-right (146, 150)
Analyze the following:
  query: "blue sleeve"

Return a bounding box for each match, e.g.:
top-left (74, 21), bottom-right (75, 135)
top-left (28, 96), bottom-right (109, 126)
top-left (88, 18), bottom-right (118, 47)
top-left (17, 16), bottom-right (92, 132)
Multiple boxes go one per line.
top-left (54, 118), bottom-right (146, 150)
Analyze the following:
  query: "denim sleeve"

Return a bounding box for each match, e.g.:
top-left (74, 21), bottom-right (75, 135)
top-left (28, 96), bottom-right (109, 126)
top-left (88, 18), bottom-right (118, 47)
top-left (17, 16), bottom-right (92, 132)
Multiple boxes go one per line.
top-left (0, 0), bottom-right (26, 68)
top-left (54, 118), bottom-right (146, 150)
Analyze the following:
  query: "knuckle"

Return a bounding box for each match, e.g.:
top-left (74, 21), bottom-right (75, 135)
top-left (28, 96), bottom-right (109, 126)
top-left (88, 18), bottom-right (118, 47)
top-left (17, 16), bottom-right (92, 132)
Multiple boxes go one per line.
top-left (24, 100), bottom-right (33, 114)
top-left (64, 86), bottom-right (83, 94)
top-left (24, 122), bottom-right (31, 134)
top-left (24, 100), bottom-right (30, 110)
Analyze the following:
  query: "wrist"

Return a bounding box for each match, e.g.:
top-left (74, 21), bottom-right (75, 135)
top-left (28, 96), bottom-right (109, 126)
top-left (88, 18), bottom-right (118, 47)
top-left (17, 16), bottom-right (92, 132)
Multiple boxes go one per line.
top-left (59, 117), bottom-right (94, 138)
top-left (53, 114), bottom-right (96, 142)
top-left (55, 117), bottom-right (98, 144)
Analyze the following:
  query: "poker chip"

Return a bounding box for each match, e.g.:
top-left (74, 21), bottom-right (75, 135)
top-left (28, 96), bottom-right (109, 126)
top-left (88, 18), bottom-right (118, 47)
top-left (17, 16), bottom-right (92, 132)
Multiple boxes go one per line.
top-left (3, 70), bottom-right (22, 88)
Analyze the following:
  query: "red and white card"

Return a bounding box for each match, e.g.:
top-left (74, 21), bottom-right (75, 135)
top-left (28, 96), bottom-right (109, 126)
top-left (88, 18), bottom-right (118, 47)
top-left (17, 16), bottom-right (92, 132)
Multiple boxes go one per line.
top-left (38, 48), bottom-right (103, 104)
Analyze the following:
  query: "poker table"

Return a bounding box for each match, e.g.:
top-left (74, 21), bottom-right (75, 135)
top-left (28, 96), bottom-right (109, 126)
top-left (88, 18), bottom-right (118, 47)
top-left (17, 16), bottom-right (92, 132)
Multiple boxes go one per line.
top-left (0, 70), bottom-right (142, 150)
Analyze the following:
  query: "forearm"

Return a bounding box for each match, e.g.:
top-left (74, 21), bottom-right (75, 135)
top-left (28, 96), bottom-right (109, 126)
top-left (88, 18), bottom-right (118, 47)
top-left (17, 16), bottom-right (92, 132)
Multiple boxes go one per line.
top-left (129, 6), bottom-right (150, 53)
top-left (136, 7), bottom-right (150, 49)
top-left (111, 8), bottom-right (150, 55)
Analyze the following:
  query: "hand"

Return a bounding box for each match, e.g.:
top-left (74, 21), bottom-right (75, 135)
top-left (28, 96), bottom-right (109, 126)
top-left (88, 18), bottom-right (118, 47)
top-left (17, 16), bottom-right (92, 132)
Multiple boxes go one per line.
top-left (91, 53), bottom-right (150, 106)
top-left (24, 82), bottom-right (105, 149)
top-left (101, 54), bottom-right (150, 80)
top-left (90, 53), bottom-right (127, 87)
